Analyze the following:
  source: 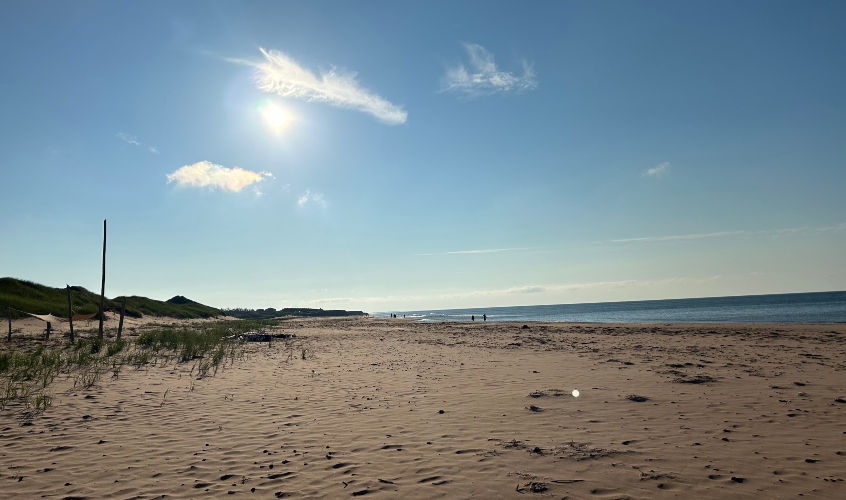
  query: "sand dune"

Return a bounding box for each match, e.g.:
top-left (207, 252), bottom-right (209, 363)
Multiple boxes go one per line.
top-left (2, 318), bottom-right (845, 498)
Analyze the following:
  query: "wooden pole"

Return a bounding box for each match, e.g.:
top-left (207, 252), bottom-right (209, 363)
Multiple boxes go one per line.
top-left (67, 285), bottom-right (75, 344)
top-left (46, 321), bottom-right (51, 341)
top-left (98, 219), bottom-right (107, 339)
top-left (117, 296), bottom-right (126, 340)
top-left (6, 307), bottom-right (11, 342)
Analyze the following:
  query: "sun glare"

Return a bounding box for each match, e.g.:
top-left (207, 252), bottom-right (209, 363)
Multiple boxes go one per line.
top-left (260, 102), bottom-right (289, 130)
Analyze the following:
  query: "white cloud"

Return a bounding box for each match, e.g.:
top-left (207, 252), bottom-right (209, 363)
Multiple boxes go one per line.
top-left (417, 247), bottom-right (533, 256)
top-left (116, 132), bottom-right (141, 146)
top-left (297, 189), bottom-right (327, 208)
top-left (606, 223), bottom-right (846, 244)
top-left (251, 48), bottom-right (407, 125)
top-left (643, 162), bottom-right (670, 178)
top-left (441, 43), bottom-right (537, 97)
top-left (166, 161), bottom-right (272, 193)
top-left (292, 275), bottom-right (725, 309)
top-left (117, 132), bottom-right (159, 154)
top-left (508, 285), bottom-right (546, 294)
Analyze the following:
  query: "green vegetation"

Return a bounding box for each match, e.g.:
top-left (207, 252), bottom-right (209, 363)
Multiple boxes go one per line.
top-left (1, 277), bottom-right (221, 319)
top-left (0, 319), bottom-right (274, 418)
top-left (224, 306), bottom-right (367, 320)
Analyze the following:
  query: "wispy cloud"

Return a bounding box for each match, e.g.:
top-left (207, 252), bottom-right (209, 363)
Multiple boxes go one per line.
top-left (294, 277), bottom-right (724, 307)
top-left (417, 247), bottom-right (532, 256)
top-left (643, 162), bottom-right (670, 178)
top-left (166, 161), bottom-right (272, 193)
top-left (242, 48), bottom-right (407, 125)
top-left (297, 190), bottom-right (327, 208)
top-left (441, 43), bottom-right (536, 97)
top-left (606, 223), bottom-right (846, 244)
top-left (116, 132), bottom-right (141, 146)
top-left (117, 132), bottom-right (159, 154)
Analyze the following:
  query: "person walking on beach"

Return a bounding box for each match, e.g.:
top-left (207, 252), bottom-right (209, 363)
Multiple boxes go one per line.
top-left (483, 314), bottom-right (487, 321)
top-left (471, 315), bottom-right (475, 321)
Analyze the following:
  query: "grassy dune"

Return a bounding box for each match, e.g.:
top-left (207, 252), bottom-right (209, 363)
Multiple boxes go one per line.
top-left (0, 278), bottom-right (221, 319)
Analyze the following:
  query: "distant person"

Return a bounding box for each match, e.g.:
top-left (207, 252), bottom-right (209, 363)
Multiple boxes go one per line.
top-left (471, 315), bottom-right (475, 321)
top-left (483, 314), bottom-right (487, 321)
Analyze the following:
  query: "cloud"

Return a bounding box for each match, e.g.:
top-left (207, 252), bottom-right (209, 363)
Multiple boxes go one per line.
top-left (441, 43), bottom-right (537, 97)
top-left (117, 132), bottom-right (159, 154)
top-left (606, 223), bottom-right (846, 244)
top-left (116, 133), bottom-right (141, 146)
top-left (250, 48), bottom-right (407, 125)
top-left (292, 279), bottom-right (655, 307)
top-left (508, 285), bottom-right (546, 294)
top-left (643, 162), bottom-right (670, 178)
top-left (166, 161), bottom-right (272, 192)
top-left (297, 190), bottom-right (327, 208)
top-left (417, 247), bottom-right (532, 256)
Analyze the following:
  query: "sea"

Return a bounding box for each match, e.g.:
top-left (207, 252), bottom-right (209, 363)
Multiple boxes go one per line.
top-left (377, 291), bottom-right (846, 324)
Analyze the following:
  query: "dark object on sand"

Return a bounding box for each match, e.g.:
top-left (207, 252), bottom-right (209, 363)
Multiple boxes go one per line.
top-left (626, 394), bottom-right (649, 402)
top-left (516, 482), bottom-right (548, 493)
top-left (528, 405), bottom-right (542, 412)
top-left (244, 332), bottom-right (271, 342)
top-left (731, 477), bottom-right (745, 483)
top-left (835, 398), bottom-right (846, 403)
top-left (240, 332), bottom-right (295, 342)
top-left (674, 374), bottom-right (715, 384)
top-left (521, 325), bottom-right (530, 329)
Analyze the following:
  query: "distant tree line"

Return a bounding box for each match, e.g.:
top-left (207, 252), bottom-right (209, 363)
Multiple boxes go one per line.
top-left (222, 307), bottom-right (368, 320)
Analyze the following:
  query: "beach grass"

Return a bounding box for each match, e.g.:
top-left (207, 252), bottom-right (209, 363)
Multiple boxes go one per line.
top-left (0, 318), bottom-right (276, 418)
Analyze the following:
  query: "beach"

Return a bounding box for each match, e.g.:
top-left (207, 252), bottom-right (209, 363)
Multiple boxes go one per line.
top-left (2, 317), bottom-right (845, 499)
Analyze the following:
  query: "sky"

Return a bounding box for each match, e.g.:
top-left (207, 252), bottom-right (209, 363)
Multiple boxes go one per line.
top-left (1, 0), bottom-right (845, 313)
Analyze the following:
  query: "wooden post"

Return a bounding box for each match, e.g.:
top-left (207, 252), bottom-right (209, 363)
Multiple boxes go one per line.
top-left (46, 321), bottom-right (51, 341)
top-left (117, 296), bottom-right (126, 340)
top-left (98, 219), bottom-right (107, 339)
top-left (67, 285), bottom-right (75, 344)
top-left (6, 307), bottom-right (10, 342)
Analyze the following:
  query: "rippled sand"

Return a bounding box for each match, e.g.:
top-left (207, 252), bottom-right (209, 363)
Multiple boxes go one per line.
top-left (2, 318), bottom-right (845, 498)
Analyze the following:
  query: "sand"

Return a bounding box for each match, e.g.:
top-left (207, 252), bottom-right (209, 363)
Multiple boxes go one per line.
top-left (2, 317), bottom-right (845, 498)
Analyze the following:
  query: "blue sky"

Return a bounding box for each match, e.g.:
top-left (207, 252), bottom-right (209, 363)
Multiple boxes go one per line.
top-left (1, 0), bottom-right (844, 312)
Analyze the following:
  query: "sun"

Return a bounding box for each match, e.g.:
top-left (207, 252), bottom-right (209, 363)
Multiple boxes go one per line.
top-left (260, 102), bottom-right (289, 130)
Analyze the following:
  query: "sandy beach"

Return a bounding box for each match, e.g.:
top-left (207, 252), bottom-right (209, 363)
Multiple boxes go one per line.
top-left (2, 317), bottom-right (845, 499)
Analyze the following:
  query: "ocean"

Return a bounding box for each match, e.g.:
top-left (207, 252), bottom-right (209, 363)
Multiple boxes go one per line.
top-left (379, 291), bottom-right (846, 324)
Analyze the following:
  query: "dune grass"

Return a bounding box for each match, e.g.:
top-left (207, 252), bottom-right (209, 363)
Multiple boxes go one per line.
top-left (0, 319), bottom-right (275, 418)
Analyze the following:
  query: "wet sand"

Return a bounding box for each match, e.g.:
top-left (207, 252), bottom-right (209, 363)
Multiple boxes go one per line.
top-left (2, 317), bottom-right (845, 498)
